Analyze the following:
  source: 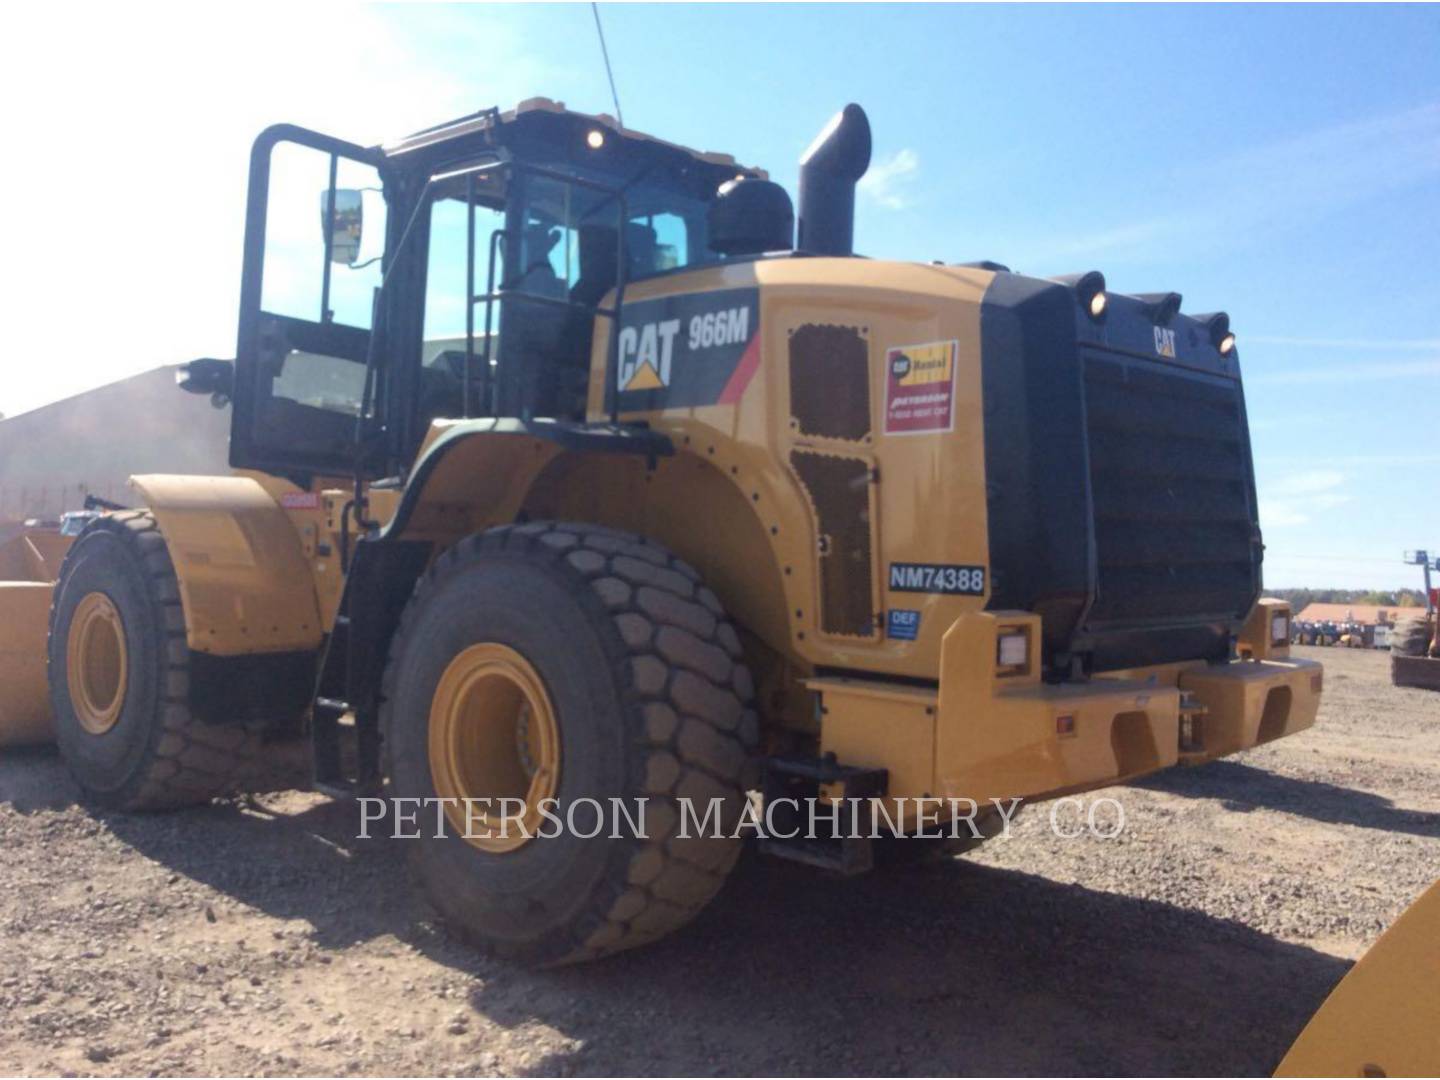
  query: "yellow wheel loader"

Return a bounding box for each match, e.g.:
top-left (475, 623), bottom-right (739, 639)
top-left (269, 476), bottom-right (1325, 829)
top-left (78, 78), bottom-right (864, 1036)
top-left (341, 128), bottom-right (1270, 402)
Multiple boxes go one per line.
top-left (6, 98), bottom-right (1323, 964)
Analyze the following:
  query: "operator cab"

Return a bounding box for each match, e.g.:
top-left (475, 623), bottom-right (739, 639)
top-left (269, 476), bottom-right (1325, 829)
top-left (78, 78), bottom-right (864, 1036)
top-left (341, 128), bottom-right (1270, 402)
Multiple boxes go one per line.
top-left (220, 99), bottom-right (785, 482)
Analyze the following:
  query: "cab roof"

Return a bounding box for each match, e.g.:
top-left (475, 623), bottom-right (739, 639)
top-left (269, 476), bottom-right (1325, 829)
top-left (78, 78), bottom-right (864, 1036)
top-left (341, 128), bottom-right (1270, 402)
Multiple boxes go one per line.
top-left (382, 96), bottom-right (766, 180)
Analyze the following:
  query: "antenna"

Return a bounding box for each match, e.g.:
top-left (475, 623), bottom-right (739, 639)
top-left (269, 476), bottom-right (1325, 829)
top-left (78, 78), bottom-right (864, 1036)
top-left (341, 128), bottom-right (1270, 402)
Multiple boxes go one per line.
top-left (591, 2), bottom-right (625, 129)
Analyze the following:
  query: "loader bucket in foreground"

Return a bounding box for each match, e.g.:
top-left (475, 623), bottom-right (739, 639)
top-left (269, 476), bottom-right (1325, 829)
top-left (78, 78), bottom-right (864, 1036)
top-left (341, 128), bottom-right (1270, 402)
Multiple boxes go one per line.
top-left (1275, 878), bottom-right (1440, 1075)
top-left (0, 529), bottom-right (72, 746)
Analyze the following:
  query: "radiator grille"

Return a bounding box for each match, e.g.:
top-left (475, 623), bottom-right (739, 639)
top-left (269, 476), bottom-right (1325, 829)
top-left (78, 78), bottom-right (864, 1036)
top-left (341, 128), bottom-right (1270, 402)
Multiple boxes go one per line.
top-left (788, 324), bottom-right (871, 441)
top-left (790, 450), bottom-right (877, 638)
top-left (1082, 353), bottom-right (1258, 628)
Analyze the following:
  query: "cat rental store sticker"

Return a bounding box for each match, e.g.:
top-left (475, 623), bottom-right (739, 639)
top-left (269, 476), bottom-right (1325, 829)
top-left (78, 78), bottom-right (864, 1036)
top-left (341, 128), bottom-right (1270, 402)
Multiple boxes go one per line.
top-left (884, 339), bottom-right (958, 435)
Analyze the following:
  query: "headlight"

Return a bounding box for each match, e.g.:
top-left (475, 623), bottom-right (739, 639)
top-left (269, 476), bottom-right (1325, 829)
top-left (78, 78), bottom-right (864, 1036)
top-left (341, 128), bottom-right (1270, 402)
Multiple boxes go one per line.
top-left (1271, 612), bottom-right (1290, 645)
top-left (997, 631), bottom-right (1028, 669)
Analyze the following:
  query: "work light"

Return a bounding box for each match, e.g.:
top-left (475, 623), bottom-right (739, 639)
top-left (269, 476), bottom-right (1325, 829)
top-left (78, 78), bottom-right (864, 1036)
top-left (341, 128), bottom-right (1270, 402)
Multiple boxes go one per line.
top-left (1076, 270), bottom-right (1107, 322)
top-left (1196, 312), bottom-right (1236, 357)
top-left (997, 631), bottom-right (1028, 670)
top-left (1271, 612), bottom-right (1290, 646)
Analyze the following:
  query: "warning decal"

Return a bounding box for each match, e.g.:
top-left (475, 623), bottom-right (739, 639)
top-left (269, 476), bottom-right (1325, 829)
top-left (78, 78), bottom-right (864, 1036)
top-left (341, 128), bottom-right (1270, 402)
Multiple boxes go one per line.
top-left (883, 339), bottom-right (958, 435)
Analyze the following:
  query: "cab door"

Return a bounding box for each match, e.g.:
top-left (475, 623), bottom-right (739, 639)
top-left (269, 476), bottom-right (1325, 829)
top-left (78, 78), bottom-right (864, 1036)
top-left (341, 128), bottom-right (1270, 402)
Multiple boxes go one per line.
top-left (230, 125), bottom-right (387, 479)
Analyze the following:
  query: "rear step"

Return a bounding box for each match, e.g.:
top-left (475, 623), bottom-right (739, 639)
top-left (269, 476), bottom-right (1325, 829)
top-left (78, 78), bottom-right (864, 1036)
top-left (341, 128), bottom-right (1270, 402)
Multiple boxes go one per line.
top-left (311, 611), bottom-right (383, 799)
top-left (758, 755), bottom-right (887, 875)
top-left (1177, 690), bottom-right (1209, 761)
top-left (310, 696), bottom-right (382, 799)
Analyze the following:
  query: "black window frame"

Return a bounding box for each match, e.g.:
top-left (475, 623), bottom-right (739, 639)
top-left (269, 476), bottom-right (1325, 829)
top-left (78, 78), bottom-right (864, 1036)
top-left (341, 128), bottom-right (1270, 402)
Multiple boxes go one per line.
top-left (230, 124), bottom-right (388, 480)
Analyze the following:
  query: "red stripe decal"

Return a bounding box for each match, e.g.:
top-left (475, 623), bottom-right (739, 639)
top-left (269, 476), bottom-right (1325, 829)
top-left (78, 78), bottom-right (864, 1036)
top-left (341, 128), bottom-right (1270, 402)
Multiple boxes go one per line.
top-left (717, 335), bottom-right (761, 405)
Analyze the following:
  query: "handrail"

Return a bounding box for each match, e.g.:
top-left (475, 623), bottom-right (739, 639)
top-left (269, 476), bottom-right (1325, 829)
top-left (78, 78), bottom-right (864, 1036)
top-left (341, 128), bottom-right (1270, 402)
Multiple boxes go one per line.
top-left (445, 158), bottom-right (631, 422)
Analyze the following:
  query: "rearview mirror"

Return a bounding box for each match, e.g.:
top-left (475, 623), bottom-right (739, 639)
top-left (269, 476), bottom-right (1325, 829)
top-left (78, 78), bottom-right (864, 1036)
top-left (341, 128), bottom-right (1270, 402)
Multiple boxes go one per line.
top-left (176, 358), bottom-right (235, 409)
top-left (322, 188), bottom-right (364, 265)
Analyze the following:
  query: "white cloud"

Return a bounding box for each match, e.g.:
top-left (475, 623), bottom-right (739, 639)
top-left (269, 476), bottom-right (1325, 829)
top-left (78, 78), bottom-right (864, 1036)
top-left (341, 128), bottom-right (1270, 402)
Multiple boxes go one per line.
top-left (1246, 336), bottom-right (1440, 351)
top-left (1245, 358), bottom-right (1440, 386)
top-left (1011, 101), bottom-right (1440, 269)
top-left (0, 4), bottom-right (555, 419)
top-left (1259, 469), bottom-right (1351, 528)
top-left (1261, 453), bottom-right (1440, 467)
top-left (858, 148), bottom-right (919, 210)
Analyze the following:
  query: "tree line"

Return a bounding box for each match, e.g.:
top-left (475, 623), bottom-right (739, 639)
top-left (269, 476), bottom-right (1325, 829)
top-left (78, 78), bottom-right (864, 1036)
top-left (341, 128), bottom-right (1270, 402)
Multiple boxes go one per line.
top-left (1269, 587), bottom-right (1429, 610)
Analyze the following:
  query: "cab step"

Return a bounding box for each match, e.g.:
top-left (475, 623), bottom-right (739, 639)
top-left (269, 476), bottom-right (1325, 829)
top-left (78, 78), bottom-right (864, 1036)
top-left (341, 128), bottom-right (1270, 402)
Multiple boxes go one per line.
top-left (758, 754), bottom-right (888, 875)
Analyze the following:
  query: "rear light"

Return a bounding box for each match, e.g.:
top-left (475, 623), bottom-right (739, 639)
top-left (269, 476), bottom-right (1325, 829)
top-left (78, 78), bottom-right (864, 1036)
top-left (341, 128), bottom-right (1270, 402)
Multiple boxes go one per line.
top-left (997, 631), bottom-right (1028, 670)
top-left (1271, 612), bottom-right (1290, 646)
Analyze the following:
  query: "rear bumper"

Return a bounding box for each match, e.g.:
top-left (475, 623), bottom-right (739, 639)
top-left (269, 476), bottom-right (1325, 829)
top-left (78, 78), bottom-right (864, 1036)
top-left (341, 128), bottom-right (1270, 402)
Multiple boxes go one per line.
top-left (814, 610), bottom-right (1322, 809)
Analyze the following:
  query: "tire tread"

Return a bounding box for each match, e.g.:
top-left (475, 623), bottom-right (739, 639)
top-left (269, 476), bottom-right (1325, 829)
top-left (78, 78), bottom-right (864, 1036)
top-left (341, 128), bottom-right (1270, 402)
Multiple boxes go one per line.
top-left (380, 521), bottom-right (757, 964)
top-left (49, 511), bottom-right (291, 810)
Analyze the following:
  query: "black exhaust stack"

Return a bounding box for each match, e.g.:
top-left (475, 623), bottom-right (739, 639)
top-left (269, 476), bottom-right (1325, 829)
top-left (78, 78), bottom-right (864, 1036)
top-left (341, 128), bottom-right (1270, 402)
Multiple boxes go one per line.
top-left (797, 103), bottom-right (872, 257)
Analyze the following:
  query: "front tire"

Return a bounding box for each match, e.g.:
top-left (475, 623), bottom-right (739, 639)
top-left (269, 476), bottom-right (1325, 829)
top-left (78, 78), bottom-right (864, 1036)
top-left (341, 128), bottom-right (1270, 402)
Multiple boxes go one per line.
top-left (381, 523), bottom-right (758, 965)
top-left (48, 512), bottom-right (296, 810)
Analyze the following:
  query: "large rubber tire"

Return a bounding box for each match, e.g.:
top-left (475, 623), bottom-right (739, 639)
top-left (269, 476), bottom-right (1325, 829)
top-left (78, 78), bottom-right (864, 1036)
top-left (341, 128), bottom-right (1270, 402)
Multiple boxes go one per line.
top-left (48, 512), bottom-right (296, 810)
top-left (381, 522), bottom-right (758, 965)
top-left (1390, 617), bottom-right (1433, 658)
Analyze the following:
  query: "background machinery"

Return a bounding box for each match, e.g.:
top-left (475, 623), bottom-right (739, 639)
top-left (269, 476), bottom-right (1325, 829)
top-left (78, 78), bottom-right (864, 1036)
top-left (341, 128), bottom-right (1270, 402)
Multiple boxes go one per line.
top-left (1391, 550), bottom-right (1440, 690)
top-left (3, 98), bottom-right (1323, 963)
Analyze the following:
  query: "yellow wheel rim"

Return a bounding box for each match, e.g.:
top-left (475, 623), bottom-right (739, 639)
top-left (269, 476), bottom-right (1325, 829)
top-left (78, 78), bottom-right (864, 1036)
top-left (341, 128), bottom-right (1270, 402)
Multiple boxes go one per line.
top-left (428, 643), bottom-right (561, 853)
top-left (66, 591), bottom-right (129, 735)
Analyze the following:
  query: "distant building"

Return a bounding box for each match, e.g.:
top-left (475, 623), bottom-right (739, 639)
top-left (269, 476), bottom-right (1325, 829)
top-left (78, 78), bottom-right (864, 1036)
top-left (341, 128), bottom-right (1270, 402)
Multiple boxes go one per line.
top-left (1295, 603), bottom-right (1427, 628)
top-left (0, 365), bottom-right (229, 523)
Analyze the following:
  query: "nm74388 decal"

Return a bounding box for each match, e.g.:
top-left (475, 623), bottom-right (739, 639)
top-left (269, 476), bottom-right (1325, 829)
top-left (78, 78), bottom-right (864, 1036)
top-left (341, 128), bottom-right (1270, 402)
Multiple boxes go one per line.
top-left (889, 562), bottom-right (987, 595)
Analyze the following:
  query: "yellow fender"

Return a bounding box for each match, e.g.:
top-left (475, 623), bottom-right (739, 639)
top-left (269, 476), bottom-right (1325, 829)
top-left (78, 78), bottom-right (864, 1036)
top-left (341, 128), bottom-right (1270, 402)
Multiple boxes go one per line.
top-left (129, 475), bottom-right (323, 656)
top-left (1276, 879), bottom-right (1440, 1075)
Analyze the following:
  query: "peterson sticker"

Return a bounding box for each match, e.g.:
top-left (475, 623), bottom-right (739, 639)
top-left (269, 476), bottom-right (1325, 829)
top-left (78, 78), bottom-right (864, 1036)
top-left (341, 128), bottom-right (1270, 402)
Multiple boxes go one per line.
top-left (889, 562), bottom-right (986, 595)
top-left (884, 339), bottom-right (958, 435)
top-left (614, 287), bottom-right (760, 408)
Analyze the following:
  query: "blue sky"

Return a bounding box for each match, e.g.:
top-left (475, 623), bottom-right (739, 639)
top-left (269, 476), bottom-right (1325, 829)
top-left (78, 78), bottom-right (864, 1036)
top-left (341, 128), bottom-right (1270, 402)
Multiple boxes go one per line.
top-left (3, 3), bottom-right (1436, 588)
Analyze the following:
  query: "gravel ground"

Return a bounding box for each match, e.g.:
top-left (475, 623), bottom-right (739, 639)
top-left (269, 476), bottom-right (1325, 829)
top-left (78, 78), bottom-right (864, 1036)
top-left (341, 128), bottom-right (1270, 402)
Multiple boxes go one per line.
top-left (2, 645), bottom-right (1437, 1076)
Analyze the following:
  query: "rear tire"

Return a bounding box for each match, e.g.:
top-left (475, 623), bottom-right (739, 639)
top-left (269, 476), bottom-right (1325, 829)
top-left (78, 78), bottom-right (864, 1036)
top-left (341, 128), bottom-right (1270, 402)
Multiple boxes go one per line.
top-left (48, 512), bottom-right (300, 810)
top-left (1390, 617), bottom-right (1432, 658)
top-left (381, 522), bottom-right (758, 965)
